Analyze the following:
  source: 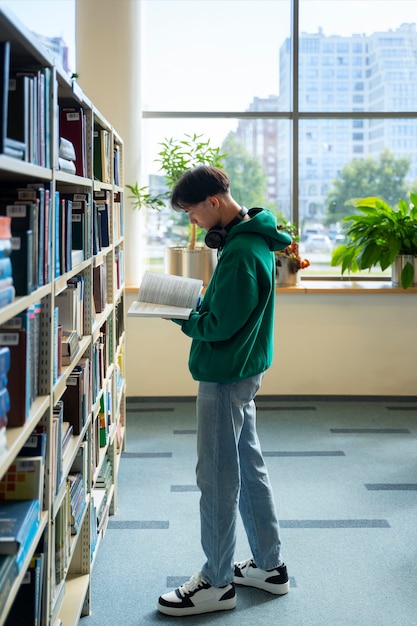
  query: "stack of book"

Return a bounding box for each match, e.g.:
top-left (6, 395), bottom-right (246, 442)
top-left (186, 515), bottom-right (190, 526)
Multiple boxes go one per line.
top-left (58, 137), bottom-right (76, 175)
top-left (0, 499), bottom-right (41, 573)
top-left (0, 216), bottom-right (14, 309)
top-left (67, 472), bottom-right (87, 535)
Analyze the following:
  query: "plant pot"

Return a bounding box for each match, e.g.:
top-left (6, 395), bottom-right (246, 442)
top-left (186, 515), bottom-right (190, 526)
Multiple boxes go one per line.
top-left (165, 246), bottom-right (217, 286)
top-left (276, 256), bottom-right (300, 287)
top-left (391, 255), bottom-right (417, 288)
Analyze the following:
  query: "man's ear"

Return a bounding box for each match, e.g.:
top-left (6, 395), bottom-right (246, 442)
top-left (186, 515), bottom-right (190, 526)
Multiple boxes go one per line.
top-left (207, 195), bottom-right (220, 209)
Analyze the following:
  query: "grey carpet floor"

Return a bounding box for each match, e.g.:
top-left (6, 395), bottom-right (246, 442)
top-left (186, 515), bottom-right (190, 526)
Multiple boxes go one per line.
top-left (80, 398), bottom-right (417, 626)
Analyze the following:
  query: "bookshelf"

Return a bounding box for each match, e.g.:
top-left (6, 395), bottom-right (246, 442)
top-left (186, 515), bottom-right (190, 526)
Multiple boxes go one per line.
top-left (0, 5), bottom-right (126, 626)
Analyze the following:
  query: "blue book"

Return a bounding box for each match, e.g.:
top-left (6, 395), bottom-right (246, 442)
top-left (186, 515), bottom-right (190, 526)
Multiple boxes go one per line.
top-left (54, 191), bottom-right (61, 278)
top-left (19, 431), bottom-right (47, 460)
top-left (14, 509), bottom-right (41, 573)
top-left (0, 285), bottom-right (15, 309)
top-left (0, 257), bottom-right (12, 280)
top-left (0, 347), bottom-right (10, 375)
top-left (0, 500), bottom-right (40, 556)
top-left (0, 555), bottom-right (18, 616)
top-left (0, 387), bottom-right (10, 416)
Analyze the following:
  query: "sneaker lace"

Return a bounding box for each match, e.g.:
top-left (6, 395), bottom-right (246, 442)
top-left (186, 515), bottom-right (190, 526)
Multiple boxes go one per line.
top-left (178, 572), bottom-right (207, 597)
top-left (236, 558), bottom-right (254, 571)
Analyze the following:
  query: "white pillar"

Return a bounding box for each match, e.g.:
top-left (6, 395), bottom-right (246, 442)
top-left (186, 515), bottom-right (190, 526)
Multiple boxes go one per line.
top-left (75, 0), bottom-right (144, 286)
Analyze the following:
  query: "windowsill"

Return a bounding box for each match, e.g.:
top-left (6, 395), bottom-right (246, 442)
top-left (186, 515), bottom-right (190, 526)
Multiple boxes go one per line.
top-left (277, 280), bottom-right (417, 294)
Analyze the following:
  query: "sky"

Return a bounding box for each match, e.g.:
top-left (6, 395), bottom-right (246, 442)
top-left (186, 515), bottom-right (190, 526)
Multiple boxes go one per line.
top-left (4, 0), bottom-right (416, 171)
top-left (4, 0), bottom-right (416, 104)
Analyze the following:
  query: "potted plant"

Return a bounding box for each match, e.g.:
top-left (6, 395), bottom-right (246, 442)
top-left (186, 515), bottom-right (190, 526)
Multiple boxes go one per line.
top-left (275, 221), bottom-right (310, 286)
top-left (127, 133), bottom-right (226, 284)
top-left (330, 193), bottom-right (417, 289)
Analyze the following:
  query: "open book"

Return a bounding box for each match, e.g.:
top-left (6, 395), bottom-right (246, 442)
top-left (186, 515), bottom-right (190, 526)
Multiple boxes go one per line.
top-left (127, 271), bottom-right (203, 320)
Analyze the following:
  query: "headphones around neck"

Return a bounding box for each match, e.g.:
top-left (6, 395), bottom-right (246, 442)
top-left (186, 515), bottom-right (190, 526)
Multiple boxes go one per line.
top-left (204, 206), bottom-right (248, 249)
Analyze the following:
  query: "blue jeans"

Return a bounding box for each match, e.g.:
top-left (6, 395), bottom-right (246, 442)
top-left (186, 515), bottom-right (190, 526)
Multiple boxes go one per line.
top-left (196, 373), bottom-right (282, 587)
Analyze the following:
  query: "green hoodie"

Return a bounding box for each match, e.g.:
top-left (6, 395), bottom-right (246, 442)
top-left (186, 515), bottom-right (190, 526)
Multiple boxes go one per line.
top-left (175, 208), bottom-right (292, 383)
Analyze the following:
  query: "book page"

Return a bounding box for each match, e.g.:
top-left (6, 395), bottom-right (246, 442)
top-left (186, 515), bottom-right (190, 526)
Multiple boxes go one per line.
top-left (138, 271), bottom-right (203, 309)
top-left (127, 300), bottom-right (192, 320)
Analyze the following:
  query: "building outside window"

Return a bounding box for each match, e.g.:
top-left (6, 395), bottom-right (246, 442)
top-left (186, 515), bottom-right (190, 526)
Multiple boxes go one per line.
top-left (140, 0), bottom-right (417, 278)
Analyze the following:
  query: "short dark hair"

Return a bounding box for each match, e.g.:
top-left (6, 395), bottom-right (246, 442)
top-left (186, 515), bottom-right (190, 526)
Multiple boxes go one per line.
top-left (170, 166), bottom-right (230, 212)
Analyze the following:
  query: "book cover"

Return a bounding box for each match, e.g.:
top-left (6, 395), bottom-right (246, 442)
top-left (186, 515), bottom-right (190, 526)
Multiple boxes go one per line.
top-left (0, 346), bottom-right (10, 376)
top-left (62, 370), bottom-right (84, 435)
top-left (0, 215), bottom-right (11, 239)
top-left (0, 328), bottom-right (29, 427)
top-left (7, 73), bottom-right (29, 162)
top-left (4, 553), bottom-right (44, 626)
top-left (59, 107), bottom-right (86, 177)
top-left (127, 271), bottom-right (203, 320)
top-left (19, 430), bottom-right (47, 460)
top-left (0, 257), bottom-right (12, 281)
top-left (0, 41), bottom-right (10, 155)
top-left (96, 201), bottom-right (110, 248)
top-left (93, 262), bottom-right (107, 315)
top-left (55, 286), bottom-right (79, 334)
top-left (0, 386), bottom-right (10, 418)
top-left (0, 285), bottom-right (15, 309)
top-left (0, 554), bottom-right (17, 617)
top-left (0, 456), bottom-right (44, 502)
top-left (18, 183), bottom-right (46, 287)
top-left (0, 499), bottom-right (40, 555)
top-left (10, 230), bottom-right (33, 296)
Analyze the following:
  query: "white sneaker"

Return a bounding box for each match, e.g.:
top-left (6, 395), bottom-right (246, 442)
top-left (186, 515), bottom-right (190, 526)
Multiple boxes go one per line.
top-left (234, 558), bottom-right (290, 595)
top-left (157, 572), bottom-right (236, 616)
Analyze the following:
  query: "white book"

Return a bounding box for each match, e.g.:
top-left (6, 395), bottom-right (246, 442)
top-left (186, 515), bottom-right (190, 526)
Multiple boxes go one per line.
top-left (128, 271), bottom-right (203, 320)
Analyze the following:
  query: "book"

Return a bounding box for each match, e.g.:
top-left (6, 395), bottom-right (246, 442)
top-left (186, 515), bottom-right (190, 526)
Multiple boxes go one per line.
top-left (0, 554), bottom-right (17, 617)
top-left (61, 329), bottom-right (79, 366)
top-left (0, 328), bottom-right (29, 427)
top-left (10, 230), bottom-right (33, 296)
top-left (62, 369), bottom-right (84, 435)
top-left (0, 284), bottom-right (15, 309)
top-left (0, 42), bottom-right (26, 160)
top-left (0, 41), bottom-right (9, 155)
top-left (7, 73), bottom-right (29, 162)
top-left (4, 553), bottom-right (44, 626)
top-left (0, 257), bottom-right (11, 280)
top-left (0, 456), bottom-right (44, 502)
top-left (58, 136), bottom-right (76, 161)
top-left (0, 499), bottom-right (40, 555)
top-left (93, 129), bottom-right (111, 183)
top-left (58, 156), bottom-right (76, 175)
top-left (0, 386), bottom-right (10, 417)
top-left (59, 107), bottom-right (86, 177)
top-left (0, 346), bottom-right (10, 376)
top-left (127, 271), bottom-right (203, 320)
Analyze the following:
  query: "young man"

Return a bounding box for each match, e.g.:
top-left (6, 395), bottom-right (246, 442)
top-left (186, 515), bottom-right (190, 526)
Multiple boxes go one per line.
top-left (157, 166), bottom-right (292, 617)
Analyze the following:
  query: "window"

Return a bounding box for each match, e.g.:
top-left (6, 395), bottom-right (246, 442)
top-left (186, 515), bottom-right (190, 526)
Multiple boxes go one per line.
top-left (141, 0), bottom-right (417, 278)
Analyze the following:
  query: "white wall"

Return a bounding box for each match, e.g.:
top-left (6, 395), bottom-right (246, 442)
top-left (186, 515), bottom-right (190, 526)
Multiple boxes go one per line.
top-left (125, 290), bottom-right (417, 397)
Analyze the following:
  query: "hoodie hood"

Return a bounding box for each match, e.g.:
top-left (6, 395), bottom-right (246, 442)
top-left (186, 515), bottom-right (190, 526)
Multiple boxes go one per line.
top-left (227, 207), bottom-right (292, 251)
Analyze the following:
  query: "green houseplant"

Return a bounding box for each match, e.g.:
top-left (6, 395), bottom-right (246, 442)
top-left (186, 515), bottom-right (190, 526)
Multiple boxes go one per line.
top-left (127, 133), bottom-right (226, 248)
top-left (127, 133), bottom-right (226, 283)
top-left (330, 193), bottom-right (417, 288)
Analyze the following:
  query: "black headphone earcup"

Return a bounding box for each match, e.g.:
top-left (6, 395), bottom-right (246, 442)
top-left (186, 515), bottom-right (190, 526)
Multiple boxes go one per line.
top-left (205, 227), bottom-right (227, 249)
top-left (204, 207), bottom-right (248, 249)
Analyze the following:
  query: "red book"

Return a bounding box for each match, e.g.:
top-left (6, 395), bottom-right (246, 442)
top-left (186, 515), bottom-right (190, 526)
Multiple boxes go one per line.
top-left (59, 107), bottom-right (86, 177)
